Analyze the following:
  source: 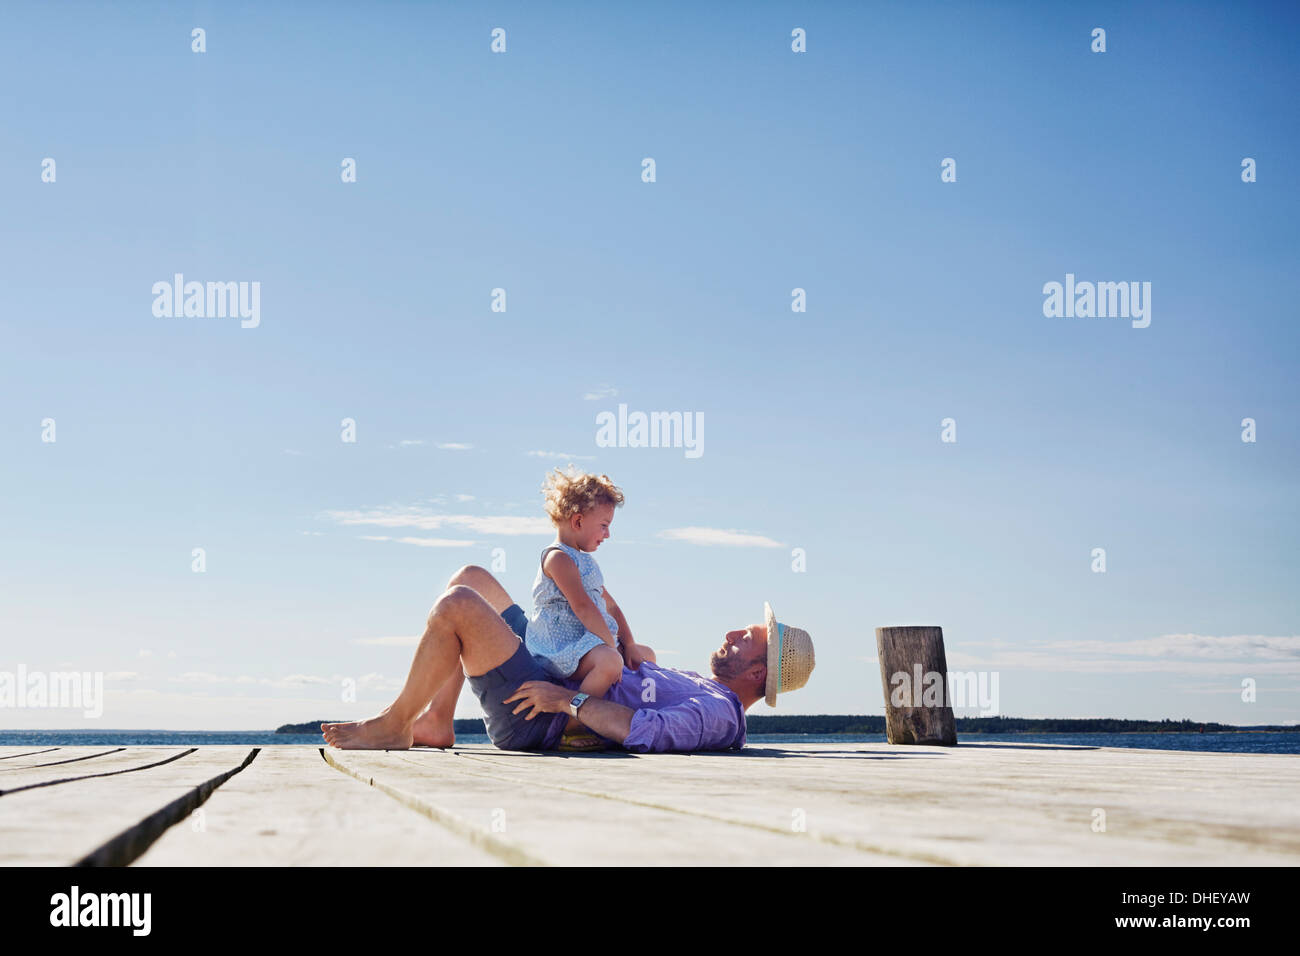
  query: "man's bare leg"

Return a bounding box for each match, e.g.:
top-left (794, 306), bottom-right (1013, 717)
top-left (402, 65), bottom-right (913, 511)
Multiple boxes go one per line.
top-left (431, 566), bottom-right (596, 738)
top-left (321, 584), bottom-right (522, 750)
top-left (411, 566), bottom-right (517, 747)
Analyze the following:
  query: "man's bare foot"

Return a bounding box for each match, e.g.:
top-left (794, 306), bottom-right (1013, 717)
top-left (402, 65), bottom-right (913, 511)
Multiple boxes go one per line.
top-left (411, 708), bottom-right (455, 749)
top-left (321, 711), bottom-right (414, 750)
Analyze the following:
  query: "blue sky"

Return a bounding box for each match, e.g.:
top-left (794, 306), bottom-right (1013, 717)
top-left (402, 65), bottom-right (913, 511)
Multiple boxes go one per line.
top-left (2, 1), bottom-right (1297, 729)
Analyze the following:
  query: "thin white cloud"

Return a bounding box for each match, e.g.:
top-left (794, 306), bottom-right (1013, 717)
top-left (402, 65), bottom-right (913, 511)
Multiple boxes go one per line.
top-left (527, 450), bottom-right (596, 461)
top-left (583, 385), bottom-right (618, 401)
top-left (165, 671), bottom-right (373, 690)
top-left (326, 507), bottom-right (551, 536)
top-left (398, 439), bottom-right (426, 446)
top-left (455, 494), bottom-right (476, 502)
top-left (393, 536), bottom-right (476, 548)
top-left (946, 634), bottom-right (1300, 676)
top-left (437, 442), bottom-right (473, 450)
top-left (358, 533), bottom-right (471, 547)
top-left (353, 636), bottom-right (420, 647)
top-left (1175, 681), bottom-right (1294, 696)
top-left (276, 674), bottom-right (334, 687)
top-left (1038, 634), bottom-right (1300, 660)
top-left (657, 527), bottom-right (784, 548)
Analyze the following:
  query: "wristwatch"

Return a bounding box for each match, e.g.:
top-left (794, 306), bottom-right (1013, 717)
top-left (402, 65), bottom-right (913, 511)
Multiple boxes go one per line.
top-left (568, 692), bottom-right (590, 717)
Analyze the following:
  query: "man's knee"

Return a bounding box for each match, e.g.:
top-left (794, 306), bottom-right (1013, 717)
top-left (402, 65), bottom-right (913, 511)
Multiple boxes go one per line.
top-left (446, 564), bottom-right (490, 590)
top-left (429, 584), bottom-right (480, 625)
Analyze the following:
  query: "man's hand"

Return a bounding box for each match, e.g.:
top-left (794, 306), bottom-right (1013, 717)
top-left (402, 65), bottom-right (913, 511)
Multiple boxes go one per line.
top-left (621, 642), bottom-right (657, 668)
top-left (503, 680), bottom-right (573, 721)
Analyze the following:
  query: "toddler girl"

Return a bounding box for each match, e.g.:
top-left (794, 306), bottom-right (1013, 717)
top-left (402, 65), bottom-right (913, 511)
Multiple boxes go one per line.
top-left (526, 468), bottom-right (631, 706)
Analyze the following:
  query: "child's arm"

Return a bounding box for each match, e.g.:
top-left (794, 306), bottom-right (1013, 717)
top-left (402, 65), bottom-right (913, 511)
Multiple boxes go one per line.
top-left (603, 587), bottom-right (656, 667)
top-left (601, 587), bottom-right (634, 647)
top-left (543, 550), bottom-right (617, 647)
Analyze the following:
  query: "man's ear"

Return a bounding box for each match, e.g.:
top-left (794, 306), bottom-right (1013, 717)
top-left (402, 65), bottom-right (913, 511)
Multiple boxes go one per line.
top-left (750, 662), bottom-right (767, 689)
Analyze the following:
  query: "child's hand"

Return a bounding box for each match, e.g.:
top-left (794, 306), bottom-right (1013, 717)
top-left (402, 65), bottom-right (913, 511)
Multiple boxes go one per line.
top-left (622, 642), bottom-right (657, 669)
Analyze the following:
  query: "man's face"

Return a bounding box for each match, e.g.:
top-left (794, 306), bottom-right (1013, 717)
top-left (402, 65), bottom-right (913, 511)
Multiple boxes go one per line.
top-left (710, 624), bottom-right (768, 681)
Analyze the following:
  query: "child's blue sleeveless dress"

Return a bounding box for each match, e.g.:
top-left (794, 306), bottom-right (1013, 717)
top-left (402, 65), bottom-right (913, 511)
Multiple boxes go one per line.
top-left (526, 542), bottom-right (620, 679)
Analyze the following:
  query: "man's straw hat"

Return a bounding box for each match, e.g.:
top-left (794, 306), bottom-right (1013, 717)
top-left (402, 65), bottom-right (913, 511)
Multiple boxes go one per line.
top-left (764, 602), bottom-right (815, 707)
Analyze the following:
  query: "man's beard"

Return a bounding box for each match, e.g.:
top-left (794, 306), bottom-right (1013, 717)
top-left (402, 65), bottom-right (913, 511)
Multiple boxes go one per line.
top-left (710, 648), bottom-right (747, 680)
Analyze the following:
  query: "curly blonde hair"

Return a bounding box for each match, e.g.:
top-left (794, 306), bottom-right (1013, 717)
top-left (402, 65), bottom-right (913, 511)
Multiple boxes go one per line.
top-left (541, 467), bottom-right (625, 525)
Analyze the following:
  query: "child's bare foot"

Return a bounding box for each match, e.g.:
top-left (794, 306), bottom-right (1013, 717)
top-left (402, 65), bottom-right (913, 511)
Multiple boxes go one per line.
top-left (321, 711), bottom-right (413, 750)
top-left (411, 708), bottom-right (455, 748)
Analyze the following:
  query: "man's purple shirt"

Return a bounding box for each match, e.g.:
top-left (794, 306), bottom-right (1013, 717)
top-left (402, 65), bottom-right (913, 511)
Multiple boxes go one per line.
top-left (544, 661), bottom-right (747, 753)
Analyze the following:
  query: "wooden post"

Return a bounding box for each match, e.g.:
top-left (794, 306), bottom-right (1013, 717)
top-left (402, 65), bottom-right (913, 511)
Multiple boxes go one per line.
top-left (876, 626), bottom-right (958, 745)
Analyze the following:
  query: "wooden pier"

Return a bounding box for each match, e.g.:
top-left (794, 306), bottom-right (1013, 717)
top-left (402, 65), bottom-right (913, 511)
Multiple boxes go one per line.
top-left (1, 742), bottom-right (1296, 866)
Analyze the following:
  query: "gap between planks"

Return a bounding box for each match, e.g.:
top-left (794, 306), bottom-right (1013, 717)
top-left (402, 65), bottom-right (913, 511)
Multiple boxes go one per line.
top-left (319, 748), bottom-right (548, 866)
top-left (444, 750), bottom-right (963, 866)
top-left (74, 749), bottom-right (261, 866)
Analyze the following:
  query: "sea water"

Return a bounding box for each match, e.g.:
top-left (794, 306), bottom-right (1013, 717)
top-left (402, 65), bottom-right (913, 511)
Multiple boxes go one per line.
top-left (1, 730), bottom-right (1296, 754)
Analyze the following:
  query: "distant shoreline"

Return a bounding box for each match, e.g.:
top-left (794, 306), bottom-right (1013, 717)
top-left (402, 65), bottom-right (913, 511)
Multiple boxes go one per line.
top-left (273, 716), bottom-right (1299, 735)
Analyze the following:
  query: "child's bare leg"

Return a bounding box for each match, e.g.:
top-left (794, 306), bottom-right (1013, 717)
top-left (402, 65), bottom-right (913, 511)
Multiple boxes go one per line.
top-left (563, 645), bottom-right (624, 735)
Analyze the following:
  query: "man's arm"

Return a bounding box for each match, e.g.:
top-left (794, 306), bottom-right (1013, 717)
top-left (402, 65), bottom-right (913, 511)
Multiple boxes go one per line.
top-left (571, 696), bottom-right (634, 743)
top-left (503, 681), bottom-right (634, 744)
top-left (502, 680), bottom-right (742, 753)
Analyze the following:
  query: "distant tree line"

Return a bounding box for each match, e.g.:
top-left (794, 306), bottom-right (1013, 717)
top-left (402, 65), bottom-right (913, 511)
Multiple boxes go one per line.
top-left (275, 715), bottom-right (1294, 735)
top-left (745, 715), bottom-right (1294, 734)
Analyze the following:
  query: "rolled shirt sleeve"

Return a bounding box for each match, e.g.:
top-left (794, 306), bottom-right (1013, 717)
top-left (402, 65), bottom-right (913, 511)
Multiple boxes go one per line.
top-left (622, 695), bottom-right (743, 753)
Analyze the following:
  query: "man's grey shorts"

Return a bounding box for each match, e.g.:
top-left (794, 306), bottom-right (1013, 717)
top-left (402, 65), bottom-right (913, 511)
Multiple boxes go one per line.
top-left (467, 604), bottom-right (566, 750)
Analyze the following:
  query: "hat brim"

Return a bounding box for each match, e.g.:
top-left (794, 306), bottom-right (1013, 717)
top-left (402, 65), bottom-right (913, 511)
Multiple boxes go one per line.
top-left (764, 602), bottom-right (779, 707)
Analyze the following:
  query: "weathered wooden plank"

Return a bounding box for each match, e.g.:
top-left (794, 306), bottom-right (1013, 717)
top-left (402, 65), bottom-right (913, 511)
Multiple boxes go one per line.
top-left (136, 748), bottom-right (500, 866)
top-left (327, 748), bottom-right (905, 866)
top-left (0, 746), bottom-right (255, 865)
top-left (4, 742), bottom-right (1294, 867)
top-left (449, 742), bottom-right (1300, 865)
top-left (0, 747), bottom-right (62, 761)
top-left (0, 747), bottom-right (120, 770)
top-left (0, 748), bottom-right (191, 793)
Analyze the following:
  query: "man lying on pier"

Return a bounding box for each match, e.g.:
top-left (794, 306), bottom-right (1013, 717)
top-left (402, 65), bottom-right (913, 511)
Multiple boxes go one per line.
top-left (322, 565), bottom-right (814, 753)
